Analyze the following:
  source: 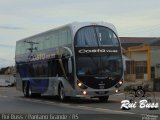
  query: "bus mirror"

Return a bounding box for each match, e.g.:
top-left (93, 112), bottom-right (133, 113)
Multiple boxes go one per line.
top-left (68, 58), bottom-right (72, 74)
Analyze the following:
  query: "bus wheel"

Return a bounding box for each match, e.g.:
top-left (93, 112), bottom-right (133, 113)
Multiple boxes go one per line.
top-left (98, 96), bottom-right (109, 102)
top-left (59, 84), bottom-right (66, 102)
top-left (28, 84), bottom-right (33, 97)
top-left (23, 82), bottom-right (29, 97)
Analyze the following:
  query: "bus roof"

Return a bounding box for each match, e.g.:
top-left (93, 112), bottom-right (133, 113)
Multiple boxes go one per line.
top-left (16, 22), bottom-right (118, 43)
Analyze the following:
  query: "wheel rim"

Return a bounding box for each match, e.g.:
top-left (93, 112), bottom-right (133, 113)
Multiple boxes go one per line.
top-left (60, 86), bottom-right (64, 100)
top-left (23, 84), bottom-right (27, 96)
top-left (29, 86), bottom-right (32, 97)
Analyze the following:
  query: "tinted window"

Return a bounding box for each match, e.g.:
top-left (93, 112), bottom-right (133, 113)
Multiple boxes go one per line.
top-left (75, 26), bottom-right (119, 47)
top-left (76, 56), bottom-right (122, 76)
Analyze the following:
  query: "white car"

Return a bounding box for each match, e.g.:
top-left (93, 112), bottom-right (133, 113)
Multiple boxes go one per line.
top-left (0, 80), bottom-right (12, 87)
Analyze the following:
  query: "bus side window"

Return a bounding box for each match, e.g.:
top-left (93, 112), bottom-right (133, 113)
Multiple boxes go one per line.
top-left (48, 60), bottom-right (56, 77)
top-left (48, 61), bottom-right (52, 77)
top-left (38, 63), bottom-right (43, 77)
top-left (67, 29), bottom-right (72, 44)
top-left (62, 58), bottom-right (68, 75)
top-left (33, 63), bottom-right (37, 77)
top-left (42, 62), bottom-right (48, 77)
top-left (28, 63), bottom-right (35, 77)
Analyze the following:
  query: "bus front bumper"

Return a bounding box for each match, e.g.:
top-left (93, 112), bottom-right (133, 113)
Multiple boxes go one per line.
top-left (73, 88), bottom-right (123, 98)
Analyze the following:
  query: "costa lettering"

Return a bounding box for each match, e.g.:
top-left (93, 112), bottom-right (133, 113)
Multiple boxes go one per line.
top-left (78, 49), bottom-right (118, 53)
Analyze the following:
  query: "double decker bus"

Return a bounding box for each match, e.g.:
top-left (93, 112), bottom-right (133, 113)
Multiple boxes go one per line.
top-left (15, 22), bottom-right (123, 102)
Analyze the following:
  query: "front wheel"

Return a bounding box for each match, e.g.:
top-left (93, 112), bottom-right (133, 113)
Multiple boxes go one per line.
top-left (98, 96), bottom-right (109, 102)
top-left (59, 84), bottom-right (67, 102)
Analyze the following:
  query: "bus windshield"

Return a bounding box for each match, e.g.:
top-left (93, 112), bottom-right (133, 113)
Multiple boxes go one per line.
top-left (76, 55), bottom-right (122, 77)
top-left (75, 26), bottom-right (119, 47)
top-left (74, 25), bottom-right (122, 77)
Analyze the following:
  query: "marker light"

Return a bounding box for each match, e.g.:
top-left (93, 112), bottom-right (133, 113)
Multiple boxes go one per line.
top-left (83, 91), bottom-right (87, 95)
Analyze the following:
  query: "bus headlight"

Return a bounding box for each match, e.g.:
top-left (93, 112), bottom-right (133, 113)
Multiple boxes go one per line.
top-left (115, 80), bottom-right (123, 88)
top-left (77, 80), bottom-right (88, 89)
top-left (78, 82), bottom-right (82, 87)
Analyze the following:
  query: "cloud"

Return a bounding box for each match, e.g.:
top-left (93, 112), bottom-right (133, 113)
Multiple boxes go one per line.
top-left (0, 58), bottom-right (14, 68)
top-left (0, 47), bottom-right (15, 60)
top-left (0, 44), bottom-right (15, 48)
top-left (0, 25), bottom-right (24, 30)
top-left (0, 0), bottom-right (160, 60)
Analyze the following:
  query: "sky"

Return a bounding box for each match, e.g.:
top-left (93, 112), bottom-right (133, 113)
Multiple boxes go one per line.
top-left (0, 0), bottom-right (160, 61)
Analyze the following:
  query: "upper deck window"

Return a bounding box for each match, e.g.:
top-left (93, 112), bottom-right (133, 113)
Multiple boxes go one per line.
top-left (75, 26), bottom-right (119, 47)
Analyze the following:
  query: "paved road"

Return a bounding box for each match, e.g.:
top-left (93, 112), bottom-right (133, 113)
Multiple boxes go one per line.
top-left (0, 87), bottom-right (159, 120)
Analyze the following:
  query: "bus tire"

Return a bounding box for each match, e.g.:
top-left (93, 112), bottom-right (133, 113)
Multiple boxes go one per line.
top-left (98, 96), bottom-right (109, 102)
top-left (59, 84), bottom-right (66, 102)
top-left (23, 82), bottom-right (29, 97)
top-left (23, 81), bottom-right (34, 98)
top-left (28, 83), bottom-right (33, 97)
